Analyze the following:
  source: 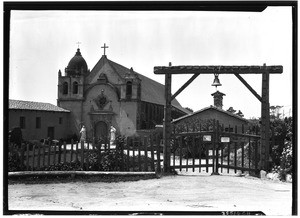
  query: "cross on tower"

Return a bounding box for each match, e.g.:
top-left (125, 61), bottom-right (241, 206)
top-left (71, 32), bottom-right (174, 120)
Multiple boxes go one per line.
top-left (76, 41), bottom-right (81, 48)
top-left (101, 43), bottom-right (109, 56)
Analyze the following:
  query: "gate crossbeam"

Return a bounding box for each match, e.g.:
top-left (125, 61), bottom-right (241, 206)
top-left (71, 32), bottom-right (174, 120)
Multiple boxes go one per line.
top-left (154, 64), bottom-right (283, 173)
top-left (154, 65), bottom-right (283, 74)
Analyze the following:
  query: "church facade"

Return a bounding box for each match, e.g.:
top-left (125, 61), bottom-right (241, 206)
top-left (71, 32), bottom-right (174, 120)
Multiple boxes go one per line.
top-left (57, 47), bottom-right (189, 141)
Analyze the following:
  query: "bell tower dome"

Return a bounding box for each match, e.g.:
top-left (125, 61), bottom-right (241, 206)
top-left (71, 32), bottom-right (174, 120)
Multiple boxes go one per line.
top-left (65, 48), bottom-right (88, 76)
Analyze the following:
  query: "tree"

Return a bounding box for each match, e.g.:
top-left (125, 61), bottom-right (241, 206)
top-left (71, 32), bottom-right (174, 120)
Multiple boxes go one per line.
top-left (270, 105), bottom-right (283, 120)
top-left (270, 116), bottom-right (293, 180)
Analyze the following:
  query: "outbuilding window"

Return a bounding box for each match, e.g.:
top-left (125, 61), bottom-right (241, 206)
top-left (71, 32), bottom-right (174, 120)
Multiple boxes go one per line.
top-left (36, 117), bottom-right (41, 129)
top-left (20, 117), bottom-right (26, 129)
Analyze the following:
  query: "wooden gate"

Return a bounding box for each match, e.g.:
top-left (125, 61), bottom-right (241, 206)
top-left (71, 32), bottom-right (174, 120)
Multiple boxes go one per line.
top-left (170, 120), bottom-right (261, 176)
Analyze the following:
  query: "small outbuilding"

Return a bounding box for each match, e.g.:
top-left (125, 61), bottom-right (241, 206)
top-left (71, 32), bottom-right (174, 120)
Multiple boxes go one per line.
top-left (9, 99), bottom-right (71, 141)
top-left (172, 91), bottom-right (249, 133)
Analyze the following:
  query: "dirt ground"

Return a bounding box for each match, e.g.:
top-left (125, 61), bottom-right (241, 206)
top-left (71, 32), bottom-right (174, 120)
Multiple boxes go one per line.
top-left (8, 172), bottom-right (292, 215)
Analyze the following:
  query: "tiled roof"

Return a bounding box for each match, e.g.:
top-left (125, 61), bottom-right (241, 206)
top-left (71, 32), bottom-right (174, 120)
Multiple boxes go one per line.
top-left (105, 58), bottom-right (191, 115)
top-left (172, 105), bottom-right (248, 123)
top-left (9, 99), bottom-right (70, 113)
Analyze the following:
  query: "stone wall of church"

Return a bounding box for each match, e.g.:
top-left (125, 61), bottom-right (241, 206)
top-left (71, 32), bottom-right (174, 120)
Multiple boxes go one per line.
top-left (58, 100), bottom-right (83, 137)
top-left (88, 62), bottom-right (122, 85)
top-left (82, 83), bottom-right (138, 139)
top-left (139, 101), bottom-right (164, 129)
top-left (118, 101), bottom-right (138, 136)
top-left (58, 76), bottom-right (84, 100)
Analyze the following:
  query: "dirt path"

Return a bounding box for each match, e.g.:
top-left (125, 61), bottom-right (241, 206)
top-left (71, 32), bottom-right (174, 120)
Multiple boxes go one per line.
top-left (8, 174), bottom-right (292, 215)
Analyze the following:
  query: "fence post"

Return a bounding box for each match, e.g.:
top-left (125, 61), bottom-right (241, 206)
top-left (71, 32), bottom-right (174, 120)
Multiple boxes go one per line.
top-left (26, 143), bottom-right (29, 171)
top-left (98, 141), bottom-right (102, 169)
top-left (31, 144), bottom-right (35, 171)
top-left (20, 144), bottom-right (24, 169)
top-left (120, 138), bottom-right (124, 171)
top-left (107, 137), bottom-right (110, 152)
top-left (42, 141), bottom-right (46, 168)
top-left (248, 136), bottom-right (251, 169)
top-left (241, 124), bottom-right (245, 173)
top-left (179, 136), bottom-right (183, 172)
top-left (53, 142), bottom-right (56, 164)
top-left (63, 141), bottom-right (67, 164)
top-left (70, 141), bottom-right (73, 163)
top-left (150, 135), bottom-right (155, 171)
top-left (138, 138), bottom-right (142, 171)
top-left (81, 141), bottom-right (84, 170)
top-left (86, 142), bottom-right (90, 170)
top-left (144, 137), bottom-right (148, 172)
top-left (234, 125), bottom-right (238, 174)
top-left (74, 140), bottom-right (78, 162)
top-left (157, 134), bottom-right (161, 173)
top-left (211, 119), bottom-right (220, 175)
top-left (47, 144), bottom-right (51, 168)
top-left (126, 138), bottom-right (130, 171)
top-left (58, 141), bottom-right (61, 163)
top-left (37, 143), bottom-right (41, 170)
top-left (198, 134), bottom-right (202, 172)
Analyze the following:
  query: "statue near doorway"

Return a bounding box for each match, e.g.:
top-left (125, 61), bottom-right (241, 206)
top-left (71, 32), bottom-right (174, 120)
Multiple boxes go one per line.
top-left (80, 125), bottom-right (87, 143)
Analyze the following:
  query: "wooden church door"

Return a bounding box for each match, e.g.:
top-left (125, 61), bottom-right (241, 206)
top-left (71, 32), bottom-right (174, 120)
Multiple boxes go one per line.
top-left (94, 121), bottom-right (108, 141)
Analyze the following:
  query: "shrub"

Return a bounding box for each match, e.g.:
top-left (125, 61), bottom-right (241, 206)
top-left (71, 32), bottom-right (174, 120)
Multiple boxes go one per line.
top-left (8, 143), bottom-right (27, 172)
top-left (270, 117), bottom-right (293, 181)
top-left (40, 161), bottom-right (82, 171)
top-left (9, 127), bottom-right (23, 147)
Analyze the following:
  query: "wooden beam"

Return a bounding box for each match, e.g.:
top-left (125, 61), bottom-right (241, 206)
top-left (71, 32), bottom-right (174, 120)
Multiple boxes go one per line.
top-left (154, 65), bottom-right (283, 75)
top-left (234, 73), bottom-right (262, 102)
top-left (171, 73), bottom-right (200, 101)
top-left (163, 73), bottom-right (172, 173)
top-left (261, 69), bottom-right (270, 171)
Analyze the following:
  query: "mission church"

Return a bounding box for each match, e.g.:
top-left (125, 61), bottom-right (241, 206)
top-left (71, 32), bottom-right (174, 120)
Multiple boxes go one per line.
top-left (57, 44), bottom-right (189, 141)
top-left (9, 44), bottom-right (248, 142)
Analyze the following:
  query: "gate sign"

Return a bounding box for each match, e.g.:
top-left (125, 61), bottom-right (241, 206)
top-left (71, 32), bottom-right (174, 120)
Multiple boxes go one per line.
top-left (221, 136), bottom-right (230, 143)
top-left (203, 135), bottom-right (212, 142)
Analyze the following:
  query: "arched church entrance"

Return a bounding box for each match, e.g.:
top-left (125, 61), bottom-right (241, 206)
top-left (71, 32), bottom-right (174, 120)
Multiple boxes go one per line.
top-left (94, 121), bottom-right (108, 141)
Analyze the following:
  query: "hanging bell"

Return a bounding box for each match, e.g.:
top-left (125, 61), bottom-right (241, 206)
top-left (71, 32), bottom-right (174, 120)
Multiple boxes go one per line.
top-left (211, 74), bottom-right (222, 87)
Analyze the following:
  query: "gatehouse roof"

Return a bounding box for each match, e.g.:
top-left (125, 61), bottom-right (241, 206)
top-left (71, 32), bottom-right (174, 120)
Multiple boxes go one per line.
top-left (172, 105), bottom-right (248, 123)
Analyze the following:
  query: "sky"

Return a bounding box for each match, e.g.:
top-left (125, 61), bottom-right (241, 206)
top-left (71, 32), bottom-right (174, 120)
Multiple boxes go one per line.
top-left (9, 7), bottom-right (293, 119)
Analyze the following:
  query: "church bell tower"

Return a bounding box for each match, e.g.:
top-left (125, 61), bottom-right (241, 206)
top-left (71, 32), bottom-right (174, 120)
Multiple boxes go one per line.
top-left (57, 48), bottom-right (89, 104)
top-left (57, 48), bottom-right (90, 134)
top-left (121, 67), bottom-right (141, 101)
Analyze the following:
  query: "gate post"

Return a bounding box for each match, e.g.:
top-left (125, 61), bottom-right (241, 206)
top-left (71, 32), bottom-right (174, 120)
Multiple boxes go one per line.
top-left (163, 72), bottom-right (172, 173)
top-left (211, 119), bottom-right (220, 175)
top-left (260, 64), bottom-right (270, 171)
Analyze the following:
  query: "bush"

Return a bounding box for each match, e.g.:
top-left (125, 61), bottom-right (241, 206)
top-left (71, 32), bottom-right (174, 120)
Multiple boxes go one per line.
top-left (8, 144), bottom-right (27, 172)
top-left (270, 117), bottom-right (293, 181)
top-left (8, 135), bottom-right (155, 172)
top-left (9, 127), bottom-right (23, 147)
top-left (40, 161), bottom-right (82, 171)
